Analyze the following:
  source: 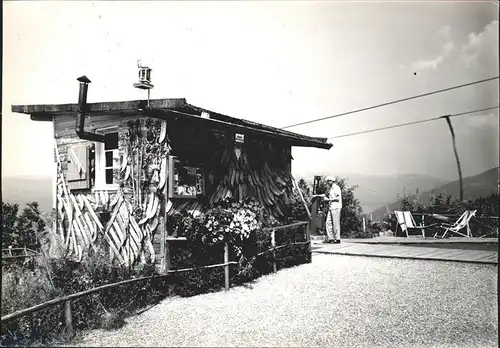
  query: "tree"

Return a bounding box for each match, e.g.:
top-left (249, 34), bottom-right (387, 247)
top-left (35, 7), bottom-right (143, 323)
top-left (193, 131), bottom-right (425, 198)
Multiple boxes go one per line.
top-left (288, 178), bottom-right (312, 222)
top-left (1, 201), bottom-right (46, 250)
top-left (332, 177), bottom-right (364, 236)
top-left (2, 203), bottom-right (21, 246)
top-left (394, 192), bottom-right (499, 237)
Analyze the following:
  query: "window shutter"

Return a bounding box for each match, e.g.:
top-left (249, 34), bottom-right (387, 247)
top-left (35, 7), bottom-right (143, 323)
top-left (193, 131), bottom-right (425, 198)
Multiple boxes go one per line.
top-left (67, 144), bottom-right (90, 190)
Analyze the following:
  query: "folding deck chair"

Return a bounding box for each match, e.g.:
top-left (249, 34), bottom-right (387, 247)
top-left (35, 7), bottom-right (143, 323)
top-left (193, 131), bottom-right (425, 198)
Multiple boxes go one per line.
top-left (394, 211), bottom-right (437, 238)
top-left (433, 210), bottom-right (477, 238)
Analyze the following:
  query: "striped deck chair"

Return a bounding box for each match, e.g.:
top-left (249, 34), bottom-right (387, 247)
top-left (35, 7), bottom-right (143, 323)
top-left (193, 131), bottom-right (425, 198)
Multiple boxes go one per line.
top-left (433, 210), bottom-right (477, 238)
top-left (394, 211), bottom-right (437, 238)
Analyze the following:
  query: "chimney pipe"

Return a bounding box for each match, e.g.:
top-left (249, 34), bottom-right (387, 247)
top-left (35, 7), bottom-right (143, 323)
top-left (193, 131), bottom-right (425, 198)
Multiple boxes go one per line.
top-left (75, 76), bottom-right (106, 143)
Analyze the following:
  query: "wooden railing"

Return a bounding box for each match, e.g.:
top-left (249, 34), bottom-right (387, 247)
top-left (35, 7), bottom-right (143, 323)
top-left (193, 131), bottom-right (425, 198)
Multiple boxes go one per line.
top-left (410, 213), bottom-right (498, 219)
top-left (2, 247), bottom-right (40, 260)
top-left (1, 221), bottom-right (311, 337)
top-left (260, 221), bottom-right (310, 272)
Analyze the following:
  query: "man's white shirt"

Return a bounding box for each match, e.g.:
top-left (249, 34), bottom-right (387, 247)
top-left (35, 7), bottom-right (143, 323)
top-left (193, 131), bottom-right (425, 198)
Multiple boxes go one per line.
top-left (328, 183), bottom-right (342, 210)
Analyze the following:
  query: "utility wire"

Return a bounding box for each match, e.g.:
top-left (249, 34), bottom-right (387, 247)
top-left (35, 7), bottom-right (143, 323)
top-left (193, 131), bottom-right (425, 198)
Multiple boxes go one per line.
top-left (327, 106), bottom-right (499, 139)
top-left (281, 76), bottom-right (499, 129)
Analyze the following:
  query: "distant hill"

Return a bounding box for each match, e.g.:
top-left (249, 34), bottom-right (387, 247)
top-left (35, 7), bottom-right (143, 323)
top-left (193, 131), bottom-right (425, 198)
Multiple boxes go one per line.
top-left (339, 173), bottom-right (449, 214)
top-left (298, 173), bottom-right (449, 214)
top-left (5, 168), bottom-right (496, 219)
top-left (370, 167), bottom-right (499, 219)
top-left (2, 175), bottom-right (53, 214)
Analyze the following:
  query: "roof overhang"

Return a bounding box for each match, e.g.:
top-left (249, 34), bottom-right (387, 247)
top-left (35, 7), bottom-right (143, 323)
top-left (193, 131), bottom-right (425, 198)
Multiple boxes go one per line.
top-left (11, 98), bottom-right (333, 150)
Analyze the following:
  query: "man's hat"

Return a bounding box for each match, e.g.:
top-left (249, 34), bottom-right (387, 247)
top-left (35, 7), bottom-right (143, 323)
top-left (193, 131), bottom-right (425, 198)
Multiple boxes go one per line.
top-left (325, 175), bottom-right (336, 182)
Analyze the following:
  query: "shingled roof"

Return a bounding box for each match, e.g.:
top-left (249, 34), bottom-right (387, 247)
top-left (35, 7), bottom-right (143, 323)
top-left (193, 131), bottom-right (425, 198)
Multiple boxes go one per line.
top-left (11, 98), bottom-right (333, 149)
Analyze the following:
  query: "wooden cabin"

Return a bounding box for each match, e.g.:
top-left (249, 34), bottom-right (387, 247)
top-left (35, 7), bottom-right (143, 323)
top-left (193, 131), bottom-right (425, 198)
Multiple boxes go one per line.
top-left (11, 83), bottom-right (332, 271)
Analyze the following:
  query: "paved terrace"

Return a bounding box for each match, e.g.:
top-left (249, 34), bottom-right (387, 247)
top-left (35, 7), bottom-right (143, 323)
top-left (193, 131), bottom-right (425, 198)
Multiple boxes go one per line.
top-left (312, 236), bottom-right (498, 265)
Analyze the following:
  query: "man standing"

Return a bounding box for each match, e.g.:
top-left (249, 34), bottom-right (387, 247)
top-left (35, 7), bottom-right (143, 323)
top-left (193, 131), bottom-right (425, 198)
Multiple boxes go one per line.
top-left (324, 176), bottom-right (342, 243)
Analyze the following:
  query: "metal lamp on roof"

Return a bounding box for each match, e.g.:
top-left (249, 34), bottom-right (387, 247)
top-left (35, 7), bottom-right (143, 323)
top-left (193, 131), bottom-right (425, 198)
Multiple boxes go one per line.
top-left (134, 60), bottom-right (154, 89)
top-left (133, 60), bottom-right (154, 109)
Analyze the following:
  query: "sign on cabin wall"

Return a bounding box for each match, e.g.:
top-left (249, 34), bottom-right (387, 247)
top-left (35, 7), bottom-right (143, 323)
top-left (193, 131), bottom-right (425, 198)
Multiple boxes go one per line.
top-left (235, 133), bottom-right (245, 144)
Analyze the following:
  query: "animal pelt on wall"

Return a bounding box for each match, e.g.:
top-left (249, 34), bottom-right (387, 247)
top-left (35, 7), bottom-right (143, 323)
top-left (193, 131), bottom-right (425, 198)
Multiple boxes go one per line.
top-left (165, 127), bottom-right (293, 221)
top-left (195, 130), bottom-right (293, 219)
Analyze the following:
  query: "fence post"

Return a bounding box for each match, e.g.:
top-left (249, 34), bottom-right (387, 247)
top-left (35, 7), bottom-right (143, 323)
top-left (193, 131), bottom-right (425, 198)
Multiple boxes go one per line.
top-left (362, 217), bottom-right (366, 233)
top-left (422, 214), bottom-right (426, 238)
top-left (161, 216), bottom-right (169, 275)
top-left (306, 222), bottom-right (311, 254)
top-left (271, 229), bottom-right (277, 273)
top-left (306, 222), bottom-right (312, 263)
top-left (64, 300), bottom-right (74, 337)
top-left (224, 242), bottom-right (230, 291)
top-left (164, 242), bottom-right (171, 275)
top-left (390, 213), bottom-right (396, 237)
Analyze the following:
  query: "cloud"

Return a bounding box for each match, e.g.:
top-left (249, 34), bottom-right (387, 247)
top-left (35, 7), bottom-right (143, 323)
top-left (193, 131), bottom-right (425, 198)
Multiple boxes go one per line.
top-left (412, 26), bottom-right (455, 71)
top-left (411, 20), bottom-right (498, 73)
top-left (438, 25), bottom-right (451, 40)
top-left (460, 20), bottom-right (498, 69)
top-left (413, 55), bottom-right (445, 71)
top-left (460, 112), bottom-right (500, 131)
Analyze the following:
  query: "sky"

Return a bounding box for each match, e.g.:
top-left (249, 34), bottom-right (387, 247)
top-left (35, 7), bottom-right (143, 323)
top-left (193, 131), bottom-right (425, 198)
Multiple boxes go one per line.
top-left (2, 1), bottom-right (499, 182)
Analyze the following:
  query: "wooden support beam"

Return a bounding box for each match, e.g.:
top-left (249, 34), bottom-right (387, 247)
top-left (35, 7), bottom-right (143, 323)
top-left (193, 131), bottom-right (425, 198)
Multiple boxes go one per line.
top-left (443, 116), bottom-right (464, 202)
top-left (64, 300), bottom-right (74, 337)
top-left (306, 222), bottom-right (312, 257)
top-left (157, 109), bottom-right (333, 149)
top-left (162, 133), bottom-right (170, 275)
top-left (271, 229), bottom-right (277, 273)
top-left (224, 243), bottom-right (230, 291)
top-left (31, 113), bottom-right (53, 122)
top-left (164, 242), bottom-right (171, 275)
top-left (421, 215), bottom-right (426, 238)
top-left (12, 98), bottom-right (187, 115)
top-left (160, 216), bottom-right (166, 272)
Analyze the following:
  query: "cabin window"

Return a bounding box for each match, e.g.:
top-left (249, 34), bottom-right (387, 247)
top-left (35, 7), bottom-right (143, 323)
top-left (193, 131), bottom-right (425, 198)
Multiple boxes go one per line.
top-left (168, 156), bottom-right (205, 198)
top-left (95, 129), bottom-right (120, 190)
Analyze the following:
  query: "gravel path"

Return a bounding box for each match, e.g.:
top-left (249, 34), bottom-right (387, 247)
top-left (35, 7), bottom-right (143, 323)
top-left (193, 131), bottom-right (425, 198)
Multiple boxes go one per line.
top-left (73, 255), bottom-right (498, 347)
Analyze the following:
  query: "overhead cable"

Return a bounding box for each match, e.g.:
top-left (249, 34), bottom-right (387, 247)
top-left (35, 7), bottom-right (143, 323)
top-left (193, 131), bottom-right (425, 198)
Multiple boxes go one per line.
top-left (281, 76), bottom-right (499, 129)
top-left (327, 106), bottom-right (499, 139)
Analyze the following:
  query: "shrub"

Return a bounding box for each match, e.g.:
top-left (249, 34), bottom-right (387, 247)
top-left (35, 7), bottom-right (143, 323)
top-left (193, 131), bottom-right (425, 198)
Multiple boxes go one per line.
top-left (1, 240), bottom-right (163, 346)
top-left (1, 263), bottom-right (63, 345)
top-left (2, 202), bottom-right (46, 250)
top-left (2, 198), bottom-right (312, 345)
top-left (168, 199), bottom-right (311, 297)
top-left (287, 176), bottom-right (365, 236)
top-left (368, 220), bottom-right (389, 234)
